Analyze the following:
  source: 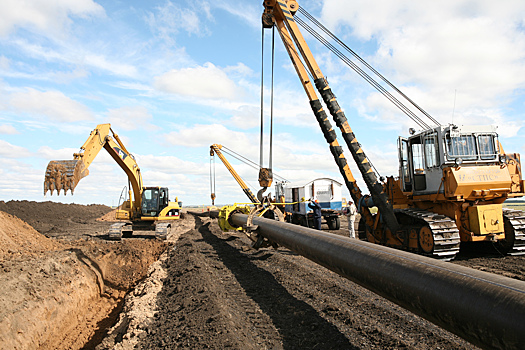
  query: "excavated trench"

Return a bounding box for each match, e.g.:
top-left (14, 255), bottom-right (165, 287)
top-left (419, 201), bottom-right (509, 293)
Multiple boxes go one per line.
top-left (1, 201), bottom-right (524, 349)
top-left (0, 201), bottom-right (172, 349)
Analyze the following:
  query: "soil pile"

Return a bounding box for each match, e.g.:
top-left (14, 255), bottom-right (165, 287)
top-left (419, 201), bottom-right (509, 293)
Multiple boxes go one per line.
top-left (0, 211), bottom-right (62, 259)
top-left (97, 209), bottom-right (118, 222)
top-left (0, 200), bottom-right (112, 237)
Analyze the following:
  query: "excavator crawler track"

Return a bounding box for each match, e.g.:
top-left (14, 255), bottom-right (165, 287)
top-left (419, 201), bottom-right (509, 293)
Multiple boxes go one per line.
top-left (398, 208), bottom-right (461, 261)
top-left (502, 208), bottom-right (525, 256)
top-left (155, 222), bottom-right (171, 240)
top-left (108, 222), bottom-right (127, 241)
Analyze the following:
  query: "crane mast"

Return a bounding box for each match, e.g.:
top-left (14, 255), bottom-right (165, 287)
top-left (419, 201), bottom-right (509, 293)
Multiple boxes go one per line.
top-left (210, 144), bottom-right (260, 204)
top-left (262, 0), bottom-right (399, 232)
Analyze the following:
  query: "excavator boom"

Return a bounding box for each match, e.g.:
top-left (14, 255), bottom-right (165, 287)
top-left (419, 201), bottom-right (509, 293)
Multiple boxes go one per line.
top-left (44, 124), bottom-right (143, 209)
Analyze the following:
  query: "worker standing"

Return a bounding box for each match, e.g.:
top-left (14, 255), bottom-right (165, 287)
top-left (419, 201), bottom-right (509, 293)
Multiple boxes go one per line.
top-left (308, 198), bottom-right (322, 230)
top-left (346, 201), bottom-right (357, 238)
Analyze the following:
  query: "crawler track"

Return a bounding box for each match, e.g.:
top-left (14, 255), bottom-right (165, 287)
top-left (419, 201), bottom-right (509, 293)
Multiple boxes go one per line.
top-left (399, 208), bottom-right (461, 260)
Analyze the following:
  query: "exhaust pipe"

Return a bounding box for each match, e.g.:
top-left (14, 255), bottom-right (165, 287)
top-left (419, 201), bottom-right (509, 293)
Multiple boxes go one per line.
top-left (230, 213), bottom-right (525, 350)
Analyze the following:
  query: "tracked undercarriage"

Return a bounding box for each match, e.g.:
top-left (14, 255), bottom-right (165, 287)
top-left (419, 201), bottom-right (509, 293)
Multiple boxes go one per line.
top-left (361, 208), bottom-right (461, 261)
top-left (108, 221), bottom-right (171, 241)
top-left (397, 208), bottom-right (461, 260)
top-left (360, 207), bottom-right (525, 260)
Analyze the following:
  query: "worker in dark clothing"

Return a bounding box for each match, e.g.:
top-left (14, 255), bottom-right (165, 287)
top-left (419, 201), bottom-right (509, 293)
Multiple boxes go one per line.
top-left (308, 198), bottom-right (322, 230)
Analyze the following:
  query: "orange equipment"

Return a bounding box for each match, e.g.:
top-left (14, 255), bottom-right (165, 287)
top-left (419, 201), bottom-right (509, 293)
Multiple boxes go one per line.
top-left (263, 0), bottom-right (525, 259)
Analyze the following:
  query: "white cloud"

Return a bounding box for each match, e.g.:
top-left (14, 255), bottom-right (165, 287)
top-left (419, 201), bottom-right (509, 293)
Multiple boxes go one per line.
top-left (106, 106), bottom-right (157, 131)
top-left (228, 105), bottom-right (260, 129)
top-left (165, 123), bottom-right (256, 151)
top-left (154, 62), bottom-right (243, 100)
top-left (53, 67), bottom-right (89, 83)
top-left (0, 56), bottom-right (9, 70)
top-left (9, 88), bottom-right (94, 122)
top-left (11, 39), bottom-right (137, 77)
top-left (145, 1), bottom-right (206, 47)
top-left (0, 124), bottom-right (19, 134)
top-left (0, 0), bottom-right (105, 37)
top-left (136, 154), bottom-right (204, 176)
top-left (0, 140), bottom-right (32, 158)
top-left (209, 1), bottom-right (260, 29)
top-left (37, 146), bottom-right (79, 160)
top-left (318, 0), bottom-right (525, 128)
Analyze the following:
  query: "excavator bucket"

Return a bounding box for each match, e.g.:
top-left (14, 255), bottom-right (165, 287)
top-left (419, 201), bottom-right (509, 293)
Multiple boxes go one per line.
top-left (44, 160), bottom-right (88, 195)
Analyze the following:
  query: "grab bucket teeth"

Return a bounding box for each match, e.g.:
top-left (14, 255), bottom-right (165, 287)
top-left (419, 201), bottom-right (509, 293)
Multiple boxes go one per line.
top-left (44, 160), bottom-right (88, 195)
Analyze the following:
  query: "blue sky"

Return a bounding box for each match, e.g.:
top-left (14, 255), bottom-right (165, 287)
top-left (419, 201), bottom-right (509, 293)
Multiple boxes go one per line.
top-left (1, 0), bottom-right (524, 206)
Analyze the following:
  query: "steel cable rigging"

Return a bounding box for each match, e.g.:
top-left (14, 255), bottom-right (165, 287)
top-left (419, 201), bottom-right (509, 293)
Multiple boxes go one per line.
top-left (296, 7), bottom-right (441, 130)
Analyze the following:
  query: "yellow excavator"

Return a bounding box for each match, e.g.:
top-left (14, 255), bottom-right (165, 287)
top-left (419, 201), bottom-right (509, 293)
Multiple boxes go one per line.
top-left (256, 0), bottom-right (525, 260)
top-left (44, 123), bottom-right (181, 240)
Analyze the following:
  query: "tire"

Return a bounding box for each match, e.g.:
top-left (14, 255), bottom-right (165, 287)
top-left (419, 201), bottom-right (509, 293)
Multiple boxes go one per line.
top-left (327, 216), bottom-right (341, 230)
top-left (299, 216), bottom-right (307, 227)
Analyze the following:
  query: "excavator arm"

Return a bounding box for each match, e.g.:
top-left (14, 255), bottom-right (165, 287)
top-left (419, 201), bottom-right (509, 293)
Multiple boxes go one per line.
top-left (263, 0), bottom-right (400, 232)
top-left (44, 124), bottom-right (144, 212)
top-left (210, 144), bottom-right (259, 204)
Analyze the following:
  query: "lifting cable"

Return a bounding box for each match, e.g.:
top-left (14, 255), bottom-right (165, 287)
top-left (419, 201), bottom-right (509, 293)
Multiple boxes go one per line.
top-left (273, 18), bottom-right (385, 180)
top-left (260, 23), bottom-right (276, 172)
top-left (260, 26), bottom-right (265, 169)
top-left (296, 7), bottom-right (441, 130)
top-left (221, 145), bottom-right (289, 183)
top-left (269, 25), bottom-right (275, 170)
top-left (210, 152), bottom-right (216, 203)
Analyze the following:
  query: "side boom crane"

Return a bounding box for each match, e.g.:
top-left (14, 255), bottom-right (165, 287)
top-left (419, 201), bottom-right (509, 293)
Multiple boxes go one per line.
top-left (210, 144), bottom-right (259, 204)
top-left (262, 0), bottom-right (525, 259)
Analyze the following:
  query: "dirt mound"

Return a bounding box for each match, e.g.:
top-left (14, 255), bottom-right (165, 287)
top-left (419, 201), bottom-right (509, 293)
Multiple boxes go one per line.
top-left (97, 209), bottom-right (118, 222)
top-left (0, 211), bottom-right (63, 259)
top-left (0, 200), bottom-right (112, 235)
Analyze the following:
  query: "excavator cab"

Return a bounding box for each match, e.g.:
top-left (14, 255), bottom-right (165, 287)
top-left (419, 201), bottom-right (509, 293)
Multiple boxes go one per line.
top-left (141, 187), bottom-right (169, 217)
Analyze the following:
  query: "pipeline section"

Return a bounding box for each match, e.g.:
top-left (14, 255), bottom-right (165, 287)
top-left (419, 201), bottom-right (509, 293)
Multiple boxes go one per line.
top-left (230, 213), bottom-right (525, 350)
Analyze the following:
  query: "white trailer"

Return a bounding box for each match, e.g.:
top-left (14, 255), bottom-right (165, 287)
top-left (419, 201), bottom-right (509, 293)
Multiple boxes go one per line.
top-left (275, 178), bottom-right (343, 230)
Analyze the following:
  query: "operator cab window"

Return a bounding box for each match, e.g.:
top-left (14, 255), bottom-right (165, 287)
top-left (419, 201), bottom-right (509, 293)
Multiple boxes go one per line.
top-left (142, 189), bottom-right (159, 212)
top-left (411, 140), bottom-right (424, 171)
top-left (446, 134), bottom-right (477, 160)
top-left (424, 133), bottom-right (439, 168)
top-left (478, 134), bottom-right (496, 160)
top-left (445, 133), bottom-right (497, 161)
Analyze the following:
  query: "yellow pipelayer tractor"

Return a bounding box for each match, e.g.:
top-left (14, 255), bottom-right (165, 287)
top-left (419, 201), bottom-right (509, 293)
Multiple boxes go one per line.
top-left (254, 0), bottom-right (525, 260)
top-left (44, 123), bottom-right (181, 240)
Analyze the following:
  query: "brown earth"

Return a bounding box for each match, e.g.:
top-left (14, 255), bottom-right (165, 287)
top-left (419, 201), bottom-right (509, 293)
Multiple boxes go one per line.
top-left (0, 202), bottom-right (523, 349)
top-left (0, 200), bottom-right (169, 350)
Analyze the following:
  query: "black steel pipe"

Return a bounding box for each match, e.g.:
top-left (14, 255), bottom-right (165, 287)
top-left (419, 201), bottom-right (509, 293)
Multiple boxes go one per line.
top-left (231, 214), bottom-right (525, 350)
